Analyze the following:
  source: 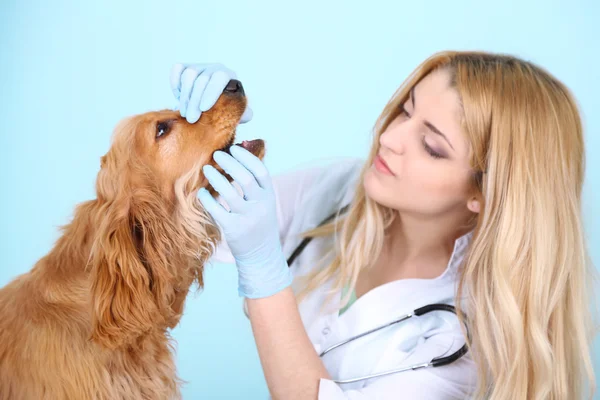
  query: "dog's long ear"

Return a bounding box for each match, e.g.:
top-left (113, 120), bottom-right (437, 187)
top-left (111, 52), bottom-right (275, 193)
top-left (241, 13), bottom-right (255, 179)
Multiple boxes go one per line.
top-left (89, 128), bottom-right (178, 349)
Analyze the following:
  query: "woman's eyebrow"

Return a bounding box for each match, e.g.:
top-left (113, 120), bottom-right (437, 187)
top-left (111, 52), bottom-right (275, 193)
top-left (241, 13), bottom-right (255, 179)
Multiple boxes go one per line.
top-left (411, 86), bottom-right (456, 152)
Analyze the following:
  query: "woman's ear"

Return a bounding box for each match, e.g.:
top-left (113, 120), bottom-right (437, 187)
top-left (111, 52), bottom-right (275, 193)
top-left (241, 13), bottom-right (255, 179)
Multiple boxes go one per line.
top-left (467, 197), bottom-right (481, 214)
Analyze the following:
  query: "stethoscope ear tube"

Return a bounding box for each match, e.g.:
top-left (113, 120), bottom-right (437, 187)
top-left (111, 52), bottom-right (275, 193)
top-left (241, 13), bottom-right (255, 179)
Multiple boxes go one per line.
top-left (414, 303), bottom-right (470, 368)
top-left (286, 204), bottom-right (351, 267)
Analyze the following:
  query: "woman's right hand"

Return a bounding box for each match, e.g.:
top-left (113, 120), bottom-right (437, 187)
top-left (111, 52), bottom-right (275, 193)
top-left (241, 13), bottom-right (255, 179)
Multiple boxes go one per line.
top-left (169, 63), bottom-right (253, 124)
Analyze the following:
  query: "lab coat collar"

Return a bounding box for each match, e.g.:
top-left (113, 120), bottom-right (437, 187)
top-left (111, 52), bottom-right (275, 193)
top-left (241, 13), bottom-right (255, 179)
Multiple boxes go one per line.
top-left (317, 228), bottom-right (473, 330)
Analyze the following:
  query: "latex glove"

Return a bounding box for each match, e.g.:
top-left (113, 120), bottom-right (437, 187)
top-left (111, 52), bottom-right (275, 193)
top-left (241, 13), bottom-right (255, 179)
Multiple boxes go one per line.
top-left (197, 145), bottom-right (292, 299)
top-left (169, 63), bottom-right (254, 124)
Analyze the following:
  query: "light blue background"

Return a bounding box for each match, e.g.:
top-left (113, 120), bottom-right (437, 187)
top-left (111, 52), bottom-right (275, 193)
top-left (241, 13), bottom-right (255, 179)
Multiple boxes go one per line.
top-left (1, 0), bottom-right (598, 398)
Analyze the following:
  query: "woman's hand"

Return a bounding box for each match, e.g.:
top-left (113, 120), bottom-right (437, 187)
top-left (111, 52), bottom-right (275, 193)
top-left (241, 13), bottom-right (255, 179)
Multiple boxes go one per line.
top-left (169, 63), bottom-right (253, 124)
top-left (199, 148), bottom-right (331, 398)
top-left (198, 143), bottom-right (330, 399)
top-left (198, 145), bottom-right (293, 298)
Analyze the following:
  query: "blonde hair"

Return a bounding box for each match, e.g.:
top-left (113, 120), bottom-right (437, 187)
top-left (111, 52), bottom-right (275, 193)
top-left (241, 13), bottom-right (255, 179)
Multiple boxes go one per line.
top-left (293, 51), bottom-right (597, 399)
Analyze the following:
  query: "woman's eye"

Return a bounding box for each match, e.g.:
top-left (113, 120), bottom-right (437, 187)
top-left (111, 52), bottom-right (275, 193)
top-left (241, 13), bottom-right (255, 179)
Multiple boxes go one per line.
top-left (156, 121), bottom-right (172, 138)
top-left (421, 137), bottom-right (444, 159)
top-left (399, 104), bottom-right (411, 118)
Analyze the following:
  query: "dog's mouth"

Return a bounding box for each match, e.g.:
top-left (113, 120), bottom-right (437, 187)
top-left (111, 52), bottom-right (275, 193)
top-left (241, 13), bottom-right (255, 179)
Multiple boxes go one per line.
top-left (217, 132), bottom-right (265, 158)
top-left (205, 134), bottom-right (265, 197)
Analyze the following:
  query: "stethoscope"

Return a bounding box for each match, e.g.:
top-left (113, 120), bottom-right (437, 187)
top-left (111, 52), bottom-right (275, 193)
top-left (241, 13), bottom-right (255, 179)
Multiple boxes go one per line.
top-left (286, 204), bottom-right (471, 385)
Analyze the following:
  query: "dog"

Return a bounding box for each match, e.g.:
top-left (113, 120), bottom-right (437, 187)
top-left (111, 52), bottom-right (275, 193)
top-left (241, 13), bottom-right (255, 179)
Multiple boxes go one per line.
top-left (0, 79), bottom-right (264, 399)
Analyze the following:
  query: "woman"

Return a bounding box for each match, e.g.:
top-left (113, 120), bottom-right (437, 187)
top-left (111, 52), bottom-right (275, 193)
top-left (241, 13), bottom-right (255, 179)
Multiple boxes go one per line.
top-left (170, 52), bottom-right (597, 399)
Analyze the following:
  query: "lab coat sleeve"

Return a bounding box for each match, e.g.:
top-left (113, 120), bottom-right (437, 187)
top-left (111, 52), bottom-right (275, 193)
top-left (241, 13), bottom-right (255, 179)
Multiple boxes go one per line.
top-left (317, 331), bottom-right (477, 399)
top-left (271, 162), bottom-right (333, 247)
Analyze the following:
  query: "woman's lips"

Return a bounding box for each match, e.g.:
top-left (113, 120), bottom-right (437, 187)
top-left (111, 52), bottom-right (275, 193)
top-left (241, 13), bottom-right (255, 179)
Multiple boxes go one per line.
top-left (374, 154), bottom-right (394, 175)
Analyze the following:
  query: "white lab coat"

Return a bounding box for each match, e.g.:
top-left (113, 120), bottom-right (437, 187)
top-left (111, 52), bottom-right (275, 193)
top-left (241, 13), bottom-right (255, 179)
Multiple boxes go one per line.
top-left (210, 157), bottom-right (478, 399)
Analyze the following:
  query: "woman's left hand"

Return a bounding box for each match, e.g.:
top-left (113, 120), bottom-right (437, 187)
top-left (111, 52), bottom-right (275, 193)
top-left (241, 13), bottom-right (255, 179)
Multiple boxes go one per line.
top-left (198, 145), bottom-right (293, 298)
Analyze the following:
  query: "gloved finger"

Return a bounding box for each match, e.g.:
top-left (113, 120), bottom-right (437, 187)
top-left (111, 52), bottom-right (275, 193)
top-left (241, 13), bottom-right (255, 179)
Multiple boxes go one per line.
top-left (169, 63), bottom-right (186, 100)
top-left (186, 73), bottom-right (211, 124)
top-left (170, 63), bottom-right (212, 96)
top-left (229, 145), bottom-right (273, 192)
top-left (202, 165), bottom-right (247, 213)
top-left (200, 69), bottom-right (237, 112)
top-left (198, 187), bottom-right (233, 225)
top-left (239, 105), bottom-right (253, 124)
top-left (179, 67), bottom-right (205, 118)
top-left (213, 151), bottom-right (261, 201)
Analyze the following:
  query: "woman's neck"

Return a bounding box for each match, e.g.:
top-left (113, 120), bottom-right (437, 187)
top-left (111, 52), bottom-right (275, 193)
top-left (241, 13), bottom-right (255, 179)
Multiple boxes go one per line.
top-left (366, 210), bottom-right (470, 284)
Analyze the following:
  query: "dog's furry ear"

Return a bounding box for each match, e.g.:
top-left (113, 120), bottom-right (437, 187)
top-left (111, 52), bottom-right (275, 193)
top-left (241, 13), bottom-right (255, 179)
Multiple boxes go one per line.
top-left (90, 144), bottom-right (179, 349)
top-left (89, 206), bottom-right (161, 349)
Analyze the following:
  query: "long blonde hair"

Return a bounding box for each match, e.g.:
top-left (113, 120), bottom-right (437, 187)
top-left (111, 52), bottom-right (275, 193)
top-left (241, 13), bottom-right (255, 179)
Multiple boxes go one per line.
top-left (293, 51), bottom-right (597, 399)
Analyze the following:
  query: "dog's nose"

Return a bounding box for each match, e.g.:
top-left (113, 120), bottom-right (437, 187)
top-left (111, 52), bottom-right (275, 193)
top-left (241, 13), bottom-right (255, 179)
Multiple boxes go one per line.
top-left (224, 79), bottom-right (244, 95)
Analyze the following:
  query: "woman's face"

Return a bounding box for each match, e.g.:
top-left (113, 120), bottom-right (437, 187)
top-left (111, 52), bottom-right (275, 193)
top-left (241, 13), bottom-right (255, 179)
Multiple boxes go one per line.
top-left (363, 68), bottom-right (479, 219)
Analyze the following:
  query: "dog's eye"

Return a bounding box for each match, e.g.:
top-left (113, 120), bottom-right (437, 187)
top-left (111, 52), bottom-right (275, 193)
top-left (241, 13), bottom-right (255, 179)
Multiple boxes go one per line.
top-left (156, 121), bottom-right (173, 139)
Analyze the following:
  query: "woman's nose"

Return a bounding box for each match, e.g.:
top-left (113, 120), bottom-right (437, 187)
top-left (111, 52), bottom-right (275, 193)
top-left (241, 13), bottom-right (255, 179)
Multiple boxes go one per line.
top-left (380, 130), bottom-right (405, 155)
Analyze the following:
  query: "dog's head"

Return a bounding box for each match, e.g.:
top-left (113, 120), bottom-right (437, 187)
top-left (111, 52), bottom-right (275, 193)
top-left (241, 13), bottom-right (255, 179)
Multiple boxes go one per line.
top-left (89, 80), bottom-right (263, 349)
top-left (99, 79), bottom-right (264, 200)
